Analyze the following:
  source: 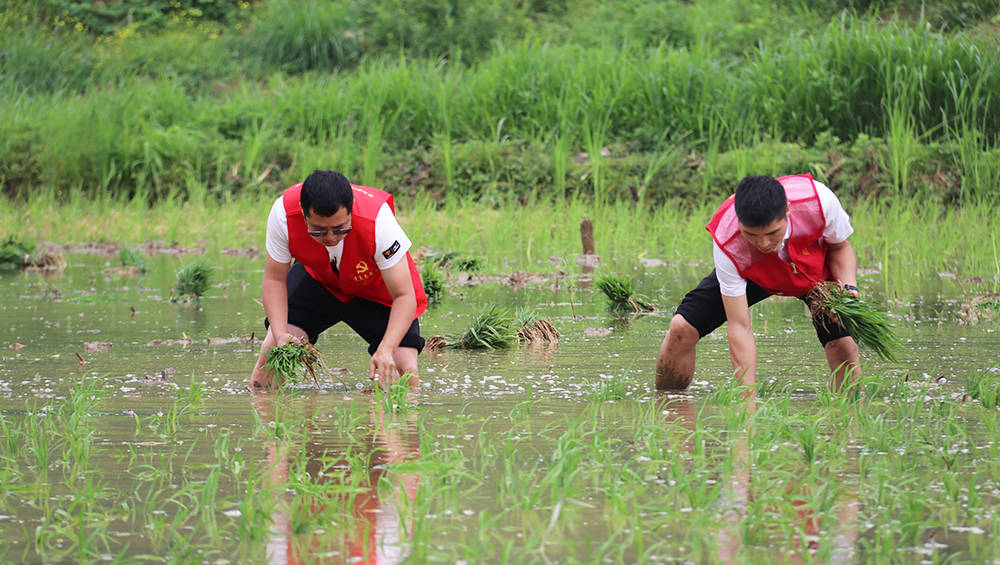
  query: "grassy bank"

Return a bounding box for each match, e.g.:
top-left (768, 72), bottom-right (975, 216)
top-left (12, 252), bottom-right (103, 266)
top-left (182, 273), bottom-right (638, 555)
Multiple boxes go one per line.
top-left (2, 2), bottom-right (999, 204)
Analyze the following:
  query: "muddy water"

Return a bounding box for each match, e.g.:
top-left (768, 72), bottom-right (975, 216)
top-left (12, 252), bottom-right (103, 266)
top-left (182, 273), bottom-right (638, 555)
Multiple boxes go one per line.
top-left (1, 253), bottom-right (998, 562)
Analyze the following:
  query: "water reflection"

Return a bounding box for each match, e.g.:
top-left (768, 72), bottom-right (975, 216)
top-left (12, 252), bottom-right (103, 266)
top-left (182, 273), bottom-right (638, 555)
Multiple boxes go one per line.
top-left (654, 393), bottom-right (860, 563)
top-left (252, 393), bottom-right (420, 564)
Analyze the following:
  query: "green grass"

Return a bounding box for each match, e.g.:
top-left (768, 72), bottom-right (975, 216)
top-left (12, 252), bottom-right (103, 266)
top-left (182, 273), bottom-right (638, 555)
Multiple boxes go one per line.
top-left (1, 7), bottom-right (998, 204)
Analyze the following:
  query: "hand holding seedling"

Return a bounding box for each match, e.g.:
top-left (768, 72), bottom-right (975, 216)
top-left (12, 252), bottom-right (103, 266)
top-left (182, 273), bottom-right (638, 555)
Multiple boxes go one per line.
top-left (370, 347), bottom-right (401, 389)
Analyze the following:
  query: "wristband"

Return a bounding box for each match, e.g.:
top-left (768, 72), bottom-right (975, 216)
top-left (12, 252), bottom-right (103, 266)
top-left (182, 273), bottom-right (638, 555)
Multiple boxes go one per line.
top-left (843, 284), bottom-right (859, 292)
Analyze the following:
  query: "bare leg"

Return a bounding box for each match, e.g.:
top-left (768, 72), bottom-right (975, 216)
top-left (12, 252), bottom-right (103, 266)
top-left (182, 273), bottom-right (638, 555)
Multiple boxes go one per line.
top-left (824, 336), bottom-right (860, 392)
top-left (393, 346), bottom-right (420, 390)
top-left (249, 324), bottom-right (310, 391)
top-left (655, 315), bottom-right (700, 390)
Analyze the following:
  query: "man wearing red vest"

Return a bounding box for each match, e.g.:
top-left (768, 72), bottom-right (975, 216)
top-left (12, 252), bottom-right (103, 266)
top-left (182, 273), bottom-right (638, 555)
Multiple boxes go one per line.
top-left (656, 174), bottom-right (860, 393)
top-left (250, 170), bottom-right (428, 391)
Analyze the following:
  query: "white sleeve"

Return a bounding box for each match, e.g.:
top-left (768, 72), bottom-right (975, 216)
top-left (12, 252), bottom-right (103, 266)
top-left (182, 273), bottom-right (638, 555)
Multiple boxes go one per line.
top-left (814, 181), bottom-right (854, 244)
top-left (713, 241), bottom-right (748, 297)
top-left (373, 203), bottom-right (412, 270)
top-left (265, 197), bottom-right (292, 263)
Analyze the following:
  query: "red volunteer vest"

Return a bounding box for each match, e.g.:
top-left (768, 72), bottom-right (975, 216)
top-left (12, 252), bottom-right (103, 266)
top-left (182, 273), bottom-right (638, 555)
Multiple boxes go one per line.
top-left (706, 173), bottom-right (830, 297)
top-left (283, 183), bottom-right (427, 317)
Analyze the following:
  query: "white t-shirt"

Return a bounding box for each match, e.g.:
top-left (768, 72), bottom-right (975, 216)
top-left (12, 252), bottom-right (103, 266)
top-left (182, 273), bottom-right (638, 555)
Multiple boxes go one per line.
top-left (713, 180), bottom-right (854, 297)
top-left (265, 198), bottom-right (411, 271)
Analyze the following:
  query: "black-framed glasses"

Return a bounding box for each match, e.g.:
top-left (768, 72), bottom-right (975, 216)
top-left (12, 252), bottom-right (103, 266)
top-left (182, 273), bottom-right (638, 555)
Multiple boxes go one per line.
top-left (306, 226), bottom-right (352, 237)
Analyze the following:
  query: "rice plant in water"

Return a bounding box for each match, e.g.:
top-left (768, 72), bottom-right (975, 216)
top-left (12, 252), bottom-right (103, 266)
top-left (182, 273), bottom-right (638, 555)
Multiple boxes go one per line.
top-left (965, 369), bottom-right (1000, 409)
top-left (0, 238), bottom-right (33, 270)
top-left (426, 304), bottom-right (517, 350)
top-left (174, 257), bottom-right (213, 300)
top-left (807, 282), bottom-right (904, 361)
top-left (595, 274), bottom-right (656, 312)
top-left (264, 342), bottom-right (324, 387)
top-left (375, 375), bottom-right (412, 414)
top-left (119, 246), bottom-right (148, 273)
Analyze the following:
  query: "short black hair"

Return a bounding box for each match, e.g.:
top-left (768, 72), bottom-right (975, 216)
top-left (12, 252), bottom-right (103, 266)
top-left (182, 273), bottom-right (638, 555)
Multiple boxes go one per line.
top-left (733, 175), bottom-right (787, 227)
top-left (300, 170), bottom-right (353, 217)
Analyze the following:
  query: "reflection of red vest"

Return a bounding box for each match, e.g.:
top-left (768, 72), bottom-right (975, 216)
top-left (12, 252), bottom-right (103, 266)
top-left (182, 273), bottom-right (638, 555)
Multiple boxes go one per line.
top-left (706, 173), bottom-right (830, 297)
top-left (283, 183), bottom-right (427, 317)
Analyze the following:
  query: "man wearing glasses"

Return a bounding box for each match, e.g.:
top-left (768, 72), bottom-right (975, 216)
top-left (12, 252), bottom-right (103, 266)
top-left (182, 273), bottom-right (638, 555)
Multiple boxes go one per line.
top-left (250, 170), bottom-right (427, 391)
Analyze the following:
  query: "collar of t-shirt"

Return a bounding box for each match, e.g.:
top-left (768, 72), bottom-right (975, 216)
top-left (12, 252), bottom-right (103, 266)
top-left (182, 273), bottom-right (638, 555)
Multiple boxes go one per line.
top-left (776, 222), bottom-right (791, 261)
top-left (326, 241), bottom-right (344, 270)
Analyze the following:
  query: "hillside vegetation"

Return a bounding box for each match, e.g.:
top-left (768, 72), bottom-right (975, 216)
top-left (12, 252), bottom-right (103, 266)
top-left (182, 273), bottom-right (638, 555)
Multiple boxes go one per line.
top-left (2, 0), bottom-right (998, 205)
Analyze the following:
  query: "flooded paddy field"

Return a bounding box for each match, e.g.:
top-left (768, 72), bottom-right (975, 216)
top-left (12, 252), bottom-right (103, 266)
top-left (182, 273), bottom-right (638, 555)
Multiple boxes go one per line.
top-left (1, 252), bottom-right (998, 563)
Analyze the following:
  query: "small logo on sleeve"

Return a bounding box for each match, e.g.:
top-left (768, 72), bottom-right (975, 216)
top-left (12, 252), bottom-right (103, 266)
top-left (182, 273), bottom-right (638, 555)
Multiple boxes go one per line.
top-left (382, 240), bottom-right (401, 259)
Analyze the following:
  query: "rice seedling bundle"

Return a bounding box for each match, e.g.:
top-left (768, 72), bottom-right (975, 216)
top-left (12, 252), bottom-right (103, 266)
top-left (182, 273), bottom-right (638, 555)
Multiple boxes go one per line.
top-left (807, 282), bottom-right (904, 361)
top-left (119, 246), bottom-right (148, 273)
top-left (425, 304), bottom-right (518, 350)
top-left (514, 307), bottom-right (559, 344)
top-left (0, 238), bottom-right (33, 270)
top-left (595, 274), bottom-right (656, 312)
top-left (175, 258), bottom-right (213, 298)
top-left (420, 261), bottom-right (445, 303)
top-left (264, 342), bottom-right (324, 386)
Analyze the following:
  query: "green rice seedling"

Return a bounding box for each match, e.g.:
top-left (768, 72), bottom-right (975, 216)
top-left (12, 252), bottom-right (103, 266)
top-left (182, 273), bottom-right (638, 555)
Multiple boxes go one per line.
top-left (420, 261), bottom-right (445, 303)
top-left (0, 237), bottom-right (33, 270)
top-left (375, 376), bottom-right (412, 415)
top-left (589, 378), bottom-right (628, 402)
top-left (965, 369), bottom-right (1000, 409)
top-left (806, 282), bottom-right (904, 362)
top-left (264, 342), bottom-right (324, 387)
top-left (118, 246), bottom-right (148, 273)
top-left (425, 305), bottom-right (517, 350)
top-left (595, 274), bottom-right (656, 313)
top-left (173, 257), bottom-right (213, 300)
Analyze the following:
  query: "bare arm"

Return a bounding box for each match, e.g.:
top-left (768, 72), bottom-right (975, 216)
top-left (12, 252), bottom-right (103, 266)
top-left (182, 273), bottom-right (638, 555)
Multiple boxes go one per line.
top-left (261, 253), bottom-right (293, 347)
top-left (722, 293), bottom-right (757, 389)
top-left (826, 239), bottom-right (858, 290)
top-left (369, 260), bottom-right (418, 386)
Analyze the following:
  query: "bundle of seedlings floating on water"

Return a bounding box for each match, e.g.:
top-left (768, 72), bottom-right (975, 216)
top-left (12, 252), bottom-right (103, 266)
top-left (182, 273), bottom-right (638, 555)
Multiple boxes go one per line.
top-left (172, 257), bottom-right (213, 302)
top-left (514, 307), bottom-right (560, 344)
top-left (119, 246), bottom-right (149, 274)
top-left (0, 237), bottom-right (64, 271)
top-left (420, 261), bottom-right (445, 303)
top-left (425, 304), bottom-right (518, 350)
top-left (264, 341), bottom-right (326, 387)
top-left (595, 273), bottom-right (656, 313)
top-left (807, 282), bottom-right (904, 361)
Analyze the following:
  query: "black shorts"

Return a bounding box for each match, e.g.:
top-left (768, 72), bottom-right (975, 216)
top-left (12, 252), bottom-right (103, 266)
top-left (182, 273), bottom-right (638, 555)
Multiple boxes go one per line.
top-left (674, 269), bottom-right (851, 346)
top-left (264, 262), bottom-right (425, 355)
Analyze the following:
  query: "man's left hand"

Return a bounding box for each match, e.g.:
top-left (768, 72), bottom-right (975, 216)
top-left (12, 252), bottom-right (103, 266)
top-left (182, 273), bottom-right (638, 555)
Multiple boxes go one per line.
top-left (369, 348), bottom-right (400, 389)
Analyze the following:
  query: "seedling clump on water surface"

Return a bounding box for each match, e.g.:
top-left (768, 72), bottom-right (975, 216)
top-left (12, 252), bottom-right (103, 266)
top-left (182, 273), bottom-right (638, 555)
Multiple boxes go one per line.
top-left (420, 261), bottom-right (445, 303)
top-left (595, 274), bottom-right (656, 313)
top-left (173, 258), bottom-right (213, 301)
top-left (264, 342), bottom-right (325, 387)
top-left (807, 282), bottom-right (905, 361)
top-left (0, 237), bottom-right (64, 271)
top-left (425, 304), bottom-right (518, 350)
top-left (514, 307), bottom-right (560, 344)
top-left (119, 246), bottom-right (148, 273)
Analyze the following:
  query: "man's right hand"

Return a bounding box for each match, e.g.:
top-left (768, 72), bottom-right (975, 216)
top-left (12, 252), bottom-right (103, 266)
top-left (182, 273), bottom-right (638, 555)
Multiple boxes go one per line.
top-left (275, 332), bottom-right (298, 347)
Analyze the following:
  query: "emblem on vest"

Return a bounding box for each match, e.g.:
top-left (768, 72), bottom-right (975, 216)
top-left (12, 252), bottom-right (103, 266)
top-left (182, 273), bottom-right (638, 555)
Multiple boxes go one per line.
top-left (354, 260), bottom-right (375, 282)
